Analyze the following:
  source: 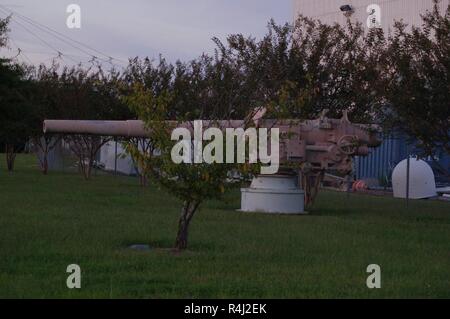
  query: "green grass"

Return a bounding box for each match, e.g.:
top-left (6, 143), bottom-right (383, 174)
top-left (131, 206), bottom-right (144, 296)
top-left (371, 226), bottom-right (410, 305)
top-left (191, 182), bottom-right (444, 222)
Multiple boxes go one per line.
top-left (0, 154), bottom-right (449, 298)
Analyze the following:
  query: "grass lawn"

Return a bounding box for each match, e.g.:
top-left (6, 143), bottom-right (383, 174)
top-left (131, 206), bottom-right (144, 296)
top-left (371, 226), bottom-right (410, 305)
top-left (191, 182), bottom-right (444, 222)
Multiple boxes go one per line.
top-left (0, 154), bottom-right (449, 298)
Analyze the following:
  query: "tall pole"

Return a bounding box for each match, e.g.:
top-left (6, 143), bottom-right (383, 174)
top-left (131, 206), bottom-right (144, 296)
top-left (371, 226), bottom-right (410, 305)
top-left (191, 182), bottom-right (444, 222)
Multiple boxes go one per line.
top-left (406, 145), bottom-right (410, 207)
top-left (62, 136), bottom-right (65, 173)
top-left (114, 138), bottom-right (118, 176)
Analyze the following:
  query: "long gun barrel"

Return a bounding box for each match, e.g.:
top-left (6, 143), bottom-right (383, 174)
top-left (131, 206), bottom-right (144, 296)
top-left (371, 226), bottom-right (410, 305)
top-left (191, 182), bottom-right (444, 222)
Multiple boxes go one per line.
top-left (43, 120), bottom-right (149, 138)
top-left (43, 111), bottom-right (381, 173)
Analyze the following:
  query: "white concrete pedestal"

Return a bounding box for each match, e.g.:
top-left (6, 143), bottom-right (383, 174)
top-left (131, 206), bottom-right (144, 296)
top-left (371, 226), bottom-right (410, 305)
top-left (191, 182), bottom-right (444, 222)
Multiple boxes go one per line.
top-left (240, 175), bottom-right (306, 214)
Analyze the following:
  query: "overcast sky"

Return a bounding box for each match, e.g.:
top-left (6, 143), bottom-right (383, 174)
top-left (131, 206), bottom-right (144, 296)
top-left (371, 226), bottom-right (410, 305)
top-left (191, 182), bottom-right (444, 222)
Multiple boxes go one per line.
top-left (0, 0), bottom-right (292, 68)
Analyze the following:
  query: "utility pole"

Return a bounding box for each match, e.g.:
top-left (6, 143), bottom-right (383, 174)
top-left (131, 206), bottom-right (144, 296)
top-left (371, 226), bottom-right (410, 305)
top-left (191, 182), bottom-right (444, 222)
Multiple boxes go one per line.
top-left (114, 138), bottom-right (118, 176)
top-left (406, 144), bottom-right (410, 207)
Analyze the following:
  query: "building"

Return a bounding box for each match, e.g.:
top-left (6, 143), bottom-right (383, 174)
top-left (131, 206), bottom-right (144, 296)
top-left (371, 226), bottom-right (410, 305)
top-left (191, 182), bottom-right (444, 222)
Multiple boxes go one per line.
top-left (293, 0), bottom-right (449, 33)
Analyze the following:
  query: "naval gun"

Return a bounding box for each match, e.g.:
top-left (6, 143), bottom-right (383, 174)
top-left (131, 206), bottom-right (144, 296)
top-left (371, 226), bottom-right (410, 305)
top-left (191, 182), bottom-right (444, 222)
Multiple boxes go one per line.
top-left (43, 110), bottom-right (381, 213)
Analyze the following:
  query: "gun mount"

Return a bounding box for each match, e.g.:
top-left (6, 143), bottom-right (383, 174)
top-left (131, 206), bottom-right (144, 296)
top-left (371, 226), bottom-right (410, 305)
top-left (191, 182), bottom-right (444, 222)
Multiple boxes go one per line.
top-left (43, 110), bottom-right (381, 213)
top-left (43, 111), bottom-right (380, 173)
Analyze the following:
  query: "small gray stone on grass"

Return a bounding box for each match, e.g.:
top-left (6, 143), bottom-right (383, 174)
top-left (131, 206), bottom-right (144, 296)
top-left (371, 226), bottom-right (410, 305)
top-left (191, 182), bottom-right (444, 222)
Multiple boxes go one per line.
top-left (128, 244), bottom-right (151, 252)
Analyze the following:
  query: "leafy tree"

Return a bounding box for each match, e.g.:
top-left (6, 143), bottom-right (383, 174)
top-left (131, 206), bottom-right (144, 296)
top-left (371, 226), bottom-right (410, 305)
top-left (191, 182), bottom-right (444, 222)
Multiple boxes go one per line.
top-left (0, 16), bottom-right (9, 47)
top-left (56, 65), bottom-right (130, 179)
top-left (379, 0), bottom-right (450, 155)
top-left (123, 55), bottom-right (254, 189)
top-left (124, 56), bottom-right (259, 251)
top-left (0, 61), bottom-right (33, 171)
top-left (214, 17), bottom-right (384, 123)
top-left (27, 64), bottom-right (65, 174)
top-left (120, 57), bottom-right (173, 186)
top-left (120, 16), bottom-right (389, 249)
top-left (208, 16), bottom-right (386, 207)
top-left (0, 17), bottom-right (34, 171)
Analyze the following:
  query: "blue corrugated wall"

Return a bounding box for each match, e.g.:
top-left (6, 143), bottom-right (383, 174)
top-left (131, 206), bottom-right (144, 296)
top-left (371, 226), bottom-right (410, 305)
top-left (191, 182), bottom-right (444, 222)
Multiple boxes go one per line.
top-left (355, 133), bottom-right (450, 182)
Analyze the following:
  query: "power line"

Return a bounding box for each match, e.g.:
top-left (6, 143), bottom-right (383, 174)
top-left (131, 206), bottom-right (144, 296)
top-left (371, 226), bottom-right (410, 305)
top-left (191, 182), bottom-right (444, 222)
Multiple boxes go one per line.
top-left (1, 36), bottom-right (34, 65)
top-left (0, 4), bottom-right (127, 66)
top-left (2, 37), bottom-right (94, 67)
top-left (2, 46), bottom-right (99, 63)
top-left (0, 8), bottom-right (80, 64)
top-left (5, 9), bottom-right (111, 64)
top-left (9, 37), bottom-right (33, 64)
top-left (0, 6), bottom-right (128, 69)
top-left (6, 9), bottom-right (117, 66)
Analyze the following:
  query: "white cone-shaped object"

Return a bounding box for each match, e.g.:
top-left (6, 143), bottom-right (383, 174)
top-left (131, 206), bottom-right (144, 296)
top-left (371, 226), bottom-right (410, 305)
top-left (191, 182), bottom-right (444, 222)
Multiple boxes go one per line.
top-left (392, 158), bottom-right (437, 199)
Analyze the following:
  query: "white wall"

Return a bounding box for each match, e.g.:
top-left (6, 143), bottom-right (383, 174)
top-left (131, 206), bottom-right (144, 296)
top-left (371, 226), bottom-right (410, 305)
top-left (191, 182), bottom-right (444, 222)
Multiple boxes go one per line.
top-left (293, 0), bottom-right (449, 33)
top-left (100, 141), bottom-right (137, 175)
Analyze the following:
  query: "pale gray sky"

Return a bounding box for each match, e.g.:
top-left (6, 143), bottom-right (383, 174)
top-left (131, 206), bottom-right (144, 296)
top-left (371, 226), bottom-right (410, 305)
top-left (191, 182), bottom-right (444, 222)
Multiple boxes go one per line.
top-left (0, 0), bottom-right (292, 68)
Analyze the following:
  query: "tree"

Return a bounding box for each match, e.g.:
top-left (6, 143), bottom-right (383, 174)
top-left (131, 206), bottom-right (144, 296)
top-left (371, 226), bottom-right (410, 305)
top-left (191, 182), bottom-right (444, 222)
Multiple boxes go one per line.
top-left (120, 15), bottom-right (389, 249)
top-left (122, 55), bottom-right (255, 188)
top-left (121, 57), bottom-right (173, 186)
top-left (56, 65), bottom-right (130, 179)
top-left (213, 17), bottom-right (384, 123)
top-left (124, 56), bottom-right (258, 251)
top-left (379, 0), bottom-right (450, 156)
top-left (127, 137), bottom-right (154, 186)
top-left (0, 16), bottom-right (9, 47)
top-left (209, 17), bottom-right (386, 207)
top-left (0, 61), bottom-right (32, 171)
top-left (0, 18), bottom-right (34, 171)
top-left (28, 64), bottom-right (64, 174)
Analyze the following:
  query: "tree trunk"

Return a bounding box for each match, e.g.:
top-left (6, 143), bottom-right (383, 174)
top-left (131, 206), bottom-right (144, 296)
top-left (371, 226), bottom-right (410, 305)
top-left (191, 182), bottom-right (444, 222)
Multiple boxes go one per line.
top-left (139, 175), bottom-right (148, 187)
top-left (42, 155), bottom-right (49, 175)
top-left (38, 141), bottom-right (50, 175)
top-left (85, 158), bottom-right (93, 180)
top-left (303, 171), bottom-right (325, 207)
top-left (80, 156), bottom-right (93, 180)
top-left (66, 135), bottom-right (110, 180)
top-left (174, 201), bottom-right (200, 251)
top-left (33, 136), bottom-right (61, 175)
top-left (130, 138), bottom-right (153, 188)
top-left (5, 144), bottom-right (16, 172)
